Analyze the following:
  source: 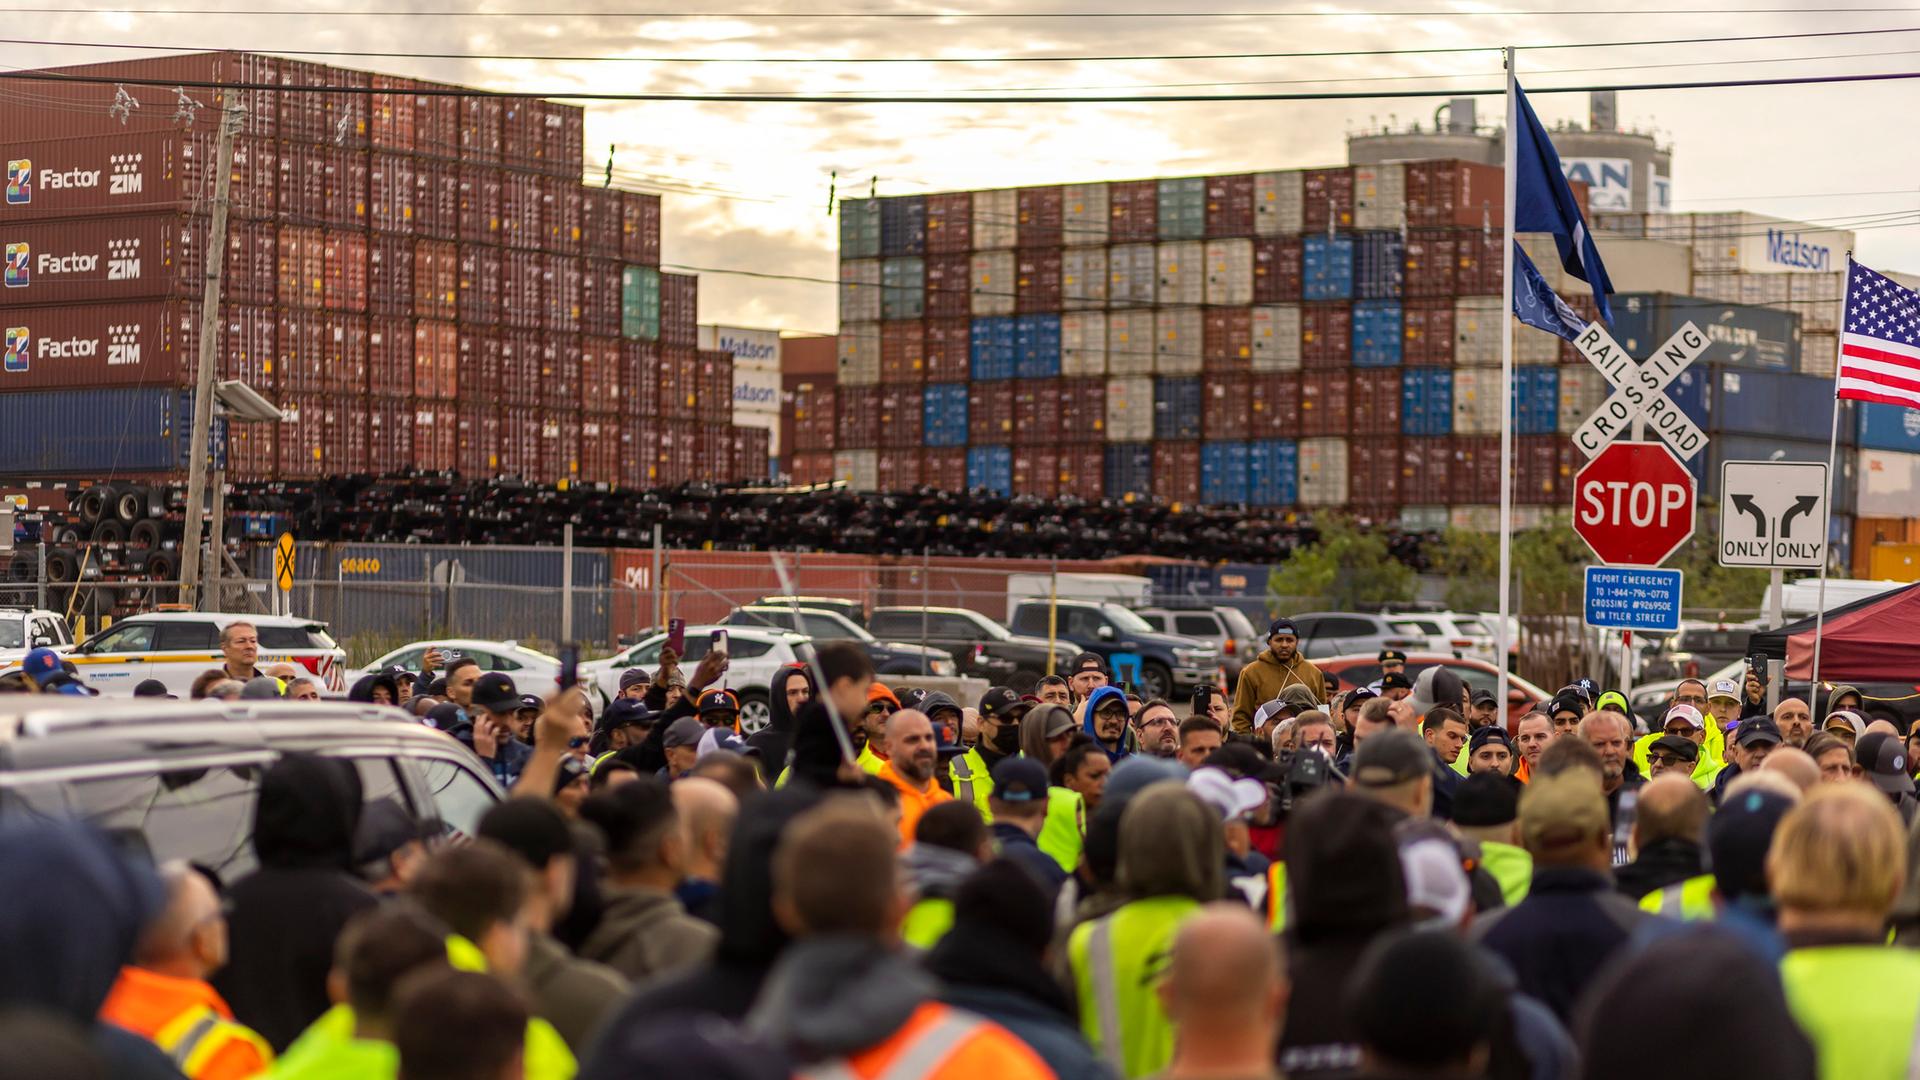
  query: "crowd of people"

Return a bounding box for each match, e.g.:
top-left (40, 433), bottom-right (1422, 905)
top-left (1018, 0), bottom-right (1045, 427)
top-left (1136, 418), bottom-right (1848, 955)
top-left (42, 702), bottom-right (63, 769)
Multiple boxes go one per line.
top-left (3, 616), bottom-right (1920, 1079)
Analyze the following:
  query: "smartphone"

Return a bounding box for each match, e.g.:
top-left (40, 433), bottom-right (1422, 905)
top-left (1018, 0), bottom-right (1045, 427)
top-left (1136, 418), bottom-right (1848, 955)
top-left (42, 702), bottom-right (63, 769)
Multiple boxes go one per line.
top-left (1749, 653), bottom-right (1769, 685)
top-left (666, 618), bottom-right (686, 657)
top-left (557, 643), bottom-right (579, 691)
top-left (710, 629), bottom-right (729, 655)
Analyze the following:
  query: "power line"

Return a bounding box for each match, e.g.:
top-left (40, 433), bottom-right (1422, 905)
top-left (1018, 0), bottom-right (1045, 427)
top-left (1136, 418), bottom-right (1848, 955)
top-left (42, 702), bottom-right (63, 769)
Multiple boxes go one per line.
top-left (2, 4), bottom-right (1915, 15)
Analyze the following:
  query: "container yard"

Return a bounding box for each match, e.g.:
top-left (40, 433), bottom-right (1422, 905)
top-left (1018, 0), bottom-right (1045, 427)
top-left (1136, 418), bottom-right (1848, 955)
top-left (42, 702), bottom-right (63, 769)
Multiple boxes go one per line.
top-left (0, 50), bottom-right (769, 488)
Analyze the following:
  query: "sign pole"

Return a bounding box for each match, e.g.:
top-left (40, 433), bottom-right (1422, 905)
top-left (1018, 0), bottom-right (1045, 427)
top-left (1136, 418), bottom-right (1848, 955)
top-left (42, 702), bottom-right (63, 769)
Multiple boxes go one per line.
top-left (1496, 44), bottom-right (1517, 712)
top-left (1808, 258), bottom-right (1850, 700)
top-left (1768, 568), bottom-right (1784, 630)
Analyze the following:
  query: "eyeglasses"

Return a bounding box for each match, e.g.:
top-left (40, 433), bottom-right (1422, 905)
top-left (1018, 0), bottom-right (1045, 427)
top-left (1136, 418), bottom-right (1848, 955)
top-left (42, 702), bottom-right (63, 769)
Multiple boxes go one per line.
top-left (1140, 716), bottom-right (1177, 729)
top-left (1675, 694), bottom-right (1708, 706)
top-left (568, 736), bottom-right (590, 749)
top-left (1648, 754), bottom-right (1687, 767)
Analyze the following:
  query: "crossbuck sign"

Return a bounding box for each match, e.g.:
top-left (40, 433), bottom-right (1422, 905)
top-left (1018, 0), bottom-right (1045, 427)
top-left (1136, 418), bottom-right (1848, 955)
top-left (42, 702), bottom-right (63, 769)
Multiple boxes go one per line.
top-left (1569, 321), bottom-right (1709, 461)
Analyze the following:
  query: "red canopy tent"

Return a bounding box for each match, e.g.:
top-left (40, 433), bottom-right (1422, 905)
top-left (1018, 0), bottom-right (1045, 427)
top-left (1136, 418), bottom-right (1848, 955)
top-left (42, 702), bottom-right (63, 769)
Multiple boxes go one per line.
top-left (1770, 581), bottom-right (1920, 681)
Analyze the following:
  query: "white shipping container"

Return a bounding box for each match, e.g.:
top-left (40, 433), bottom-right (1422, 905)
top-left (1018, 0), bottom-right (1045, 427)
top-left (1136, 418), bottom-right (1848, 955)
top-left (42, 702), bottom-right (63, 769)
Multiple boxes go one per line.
top-left (698, 325), bottom-right (782, 368)
top-left (1517, 321), bottom-right (1560, 365)
top-left (1400, 506), bottom-right (1450, 531)
top-left (1106, 377), bottom-right (1156, 442)
top-left (1250, 305), bottom-right (1303, 371)
top-left (837, 322), bottom-right (881, 385)
top-left (1449, 505), bottom-right (1547, 532)
top-left (1156, 306), bottom-right (1205, 375)
top-left (1352, 163), bottom-right (1405, 231)
top-left (1107, 311), bottom-right (1155, 376)
top-left (1697, 271), bottom-right (1791, 308)
top-left (1518, 233), bottom-right (1564, 289)
top-left (1791, 271), bottom-right (1844, 332)
top-left (1450, 368), bottom-right (1506, 435)
top-left (1063, 183), bottom-right (1110, 247)
top-left (1596, 236), bottom-right (1693, 296)
top-left (1642, 214), bottom-right (1694, 245)
top-left (1204, 238), bottom-right (1255, 306)
top-left (971, 250), bottom-right (1016, 316)
top-left (1298, 437), bottom-right (1350, 506)
top-left (1682, 211), bottom-right (1851, 275)
top-left (1558, 366), bottom-right (1606, 435)
top-left (1061, 312), bottom-right (1108, 377)
top-left (839, 259), bottom-right (881, 323)
top-left (1454, 297), bottom-right (1503, 366)
top-left (1109, 243), bottom-right (1157, 308)
top-left (1062, 246), bottom-right (1109, 310)
top-left (733, 363), bottom-right (782, 418)
top-left (972, 188), bottom-right (1017, 250)
top-left (1157, 240), bottom-right (1205, 306)
top-left (833, 449), bottom-right (878, 492)
top-left (1857, 448), bottom-right (1920, 518)
top-left (1253, 170), bottom-right (1304, 236)
top-left (1801, 332), bottom-right (1838, 377)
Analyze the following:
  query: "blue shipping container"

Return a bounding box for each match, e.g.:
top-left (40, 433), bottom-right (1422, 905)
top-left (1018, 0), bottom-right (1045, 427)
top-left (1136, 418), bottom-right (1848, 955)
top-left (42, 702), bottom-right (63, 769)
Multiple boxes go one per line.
top-left (1705, 366), bottom-right (1852, 444)
top-left (880, 195), bottom-right (927, 257)
top-left (1353, 230), bottom-right (1406, 300)
top-left (1247, 439), bottom-right (1299, 506)
top-left (1858, 400), bottom-right (1920, 453)
top-left (0, 388), bottom-right (226, 475)
top-left (922, 383), bottom-right (969, 447)
top-left (1106, 443), bottom-right (1154, 497)
top-left (1693, 434), bottom-right (1857, 517)
top-left (1015, 313), bottom-right (1062, 379)
top-left (1516, 367), bottom-right (1559, 435)
top-left (1401, 368), bottom-right (1453, 436)
top-left (1201, 441), bottom-right (1251, 505)
top-left (1667, 367), bottom-right (1709, 430)
top-left (971, 317), bottom-right (1017, 381)
top-left (967, 445), bottom-right (1012, 496)
top-left (1612, 293), bottom-right (1800, 372)
top-left (1302, 234), bottom-right (1355, 301)
top-left (1155, 377), bottom-right (1204, 440)
top-left (1352, 300), bottom-right (1404, 367)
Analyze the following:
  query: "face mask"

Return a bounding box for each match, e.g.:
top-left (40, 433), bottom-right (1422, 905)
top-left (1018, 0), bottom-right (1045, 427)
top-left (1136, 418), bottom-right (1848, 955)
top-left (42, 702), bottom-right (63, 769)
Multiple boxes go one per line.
top-left (989, 722), bottom-right (1021, 754)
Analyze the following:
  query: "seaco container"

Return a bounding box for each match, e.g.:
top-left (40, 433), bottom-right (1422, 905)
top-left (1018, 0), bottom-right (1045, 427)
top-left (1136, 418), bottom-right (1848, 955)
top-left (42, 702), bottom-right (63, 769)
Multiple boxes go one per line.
top-left (0, 387), bottom-right (224, 475)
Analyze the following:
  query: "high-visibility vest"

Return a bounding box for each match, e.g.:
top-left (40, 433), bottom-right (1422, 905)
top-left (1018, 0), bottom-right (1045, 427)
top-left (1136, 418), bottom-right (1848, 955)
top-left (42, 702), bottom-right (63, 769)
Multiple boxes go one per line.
top-left (902, 897), bottom-right (956, 952)
top-left (1266, 862), bottom-right (1289, 932)
top-left (152, 1003), bottom-right (272, 1080)
top-left (1068, 895), bottom-right (1201, 1078)
top-left (950, 749), bottom-right (993, 819)
top-left (796, 1005), bottom-right (1008, 1080)
top-left (1479, 841), bottom-right (1533, 907)
top-left (1638, 874), bottom-right (1719, 921)
top-left (1781, 946), bottom-right (1920, 1080)
top-left (1037, 785), bottom-right (1084, 873)
top-left (857, 744), bottom-right (888, 776)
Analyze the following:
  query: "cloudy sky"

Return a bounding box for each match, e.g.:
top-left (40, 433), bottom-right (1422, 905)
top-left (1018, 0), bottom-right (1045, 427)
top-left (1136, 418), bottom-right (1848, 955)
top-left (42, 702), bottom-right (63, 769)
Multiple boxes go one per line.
top-left (17, 3), bottom-right (1920, 331)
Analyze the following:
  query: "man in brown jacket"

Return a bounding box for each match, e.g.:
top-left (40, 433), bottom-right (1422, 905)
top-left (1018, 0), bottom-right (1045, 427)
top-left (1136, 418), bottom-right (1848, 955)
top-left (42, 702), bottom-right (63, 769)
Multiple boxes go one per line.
top-left (576, 775), bottom-right (719, 982)
top-left (1229, 618), bottom-right (1327, 734)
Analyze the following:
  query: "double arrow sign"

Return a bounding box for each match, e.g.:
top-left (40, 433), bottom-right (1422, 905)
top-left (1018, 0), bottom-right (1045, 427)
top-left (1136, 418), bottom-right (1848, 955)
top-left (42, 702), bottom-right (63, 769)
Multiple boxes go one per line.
top-left (1569, 321), bottom-right (1710, 461)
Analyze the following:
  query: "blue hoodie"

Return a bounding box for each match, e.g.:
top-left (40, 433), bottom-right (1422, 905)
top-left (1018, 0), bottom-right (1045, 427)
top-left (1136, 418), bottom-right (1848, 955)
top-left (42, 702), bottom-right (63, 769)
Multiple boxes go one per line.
top-left (1081, 685), bottom-right (1133, 763)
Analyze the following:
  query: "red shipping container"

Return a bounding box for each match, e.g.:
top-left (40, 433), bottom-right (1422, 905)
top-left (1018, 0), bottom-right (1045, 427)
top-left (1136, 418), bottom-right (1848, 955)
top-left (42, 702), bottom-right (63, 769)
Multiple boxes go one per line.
top-left (542, 177), bottom-right (583, 254)
top-left (1203, 307), bottom-right (1254, 371)
top-left (789, 451), bottom-right (835, 486)
top-left (924, 254), bottom-right (971, 319)
top-left (1109, 180), bottom-right (1159, 243)
top-left (545, 257), bottom-right (582, 332)
top-left (368, 397), bottom-right (414, 469)
top-left (1012, 378), bottom-right (1060, 444)
top-left (369, 152), bottom-right (414, 234)
top-left (1449, 436), bottom-right (1502, 503)
top-left (1059, 444), bottom-right (1105, 500)
top-left (458, 329), bottom-right (502, 394)
top-left (1516, 435), bottom-right (1568, 505)
top-left (500, 251), bottom-right (542, 329)
top-left (878, 449), bottom-right (924, 492)
top-left (501, 170), bottom-right (541, 251)
top-left (1015, 248), bottom-right (1062, 313)
top-left (581, 257), bottom-right (622, 336)
top-left (413, 158), bottom-right (460, 240)
top-left (879, 385), bottom-right (923, 449)
top-left (409, 402), bottom-right (457, 471)
top-left (370, 74), bottom-right (417, 152)
top-left (218, 304), bottom-right (276, 387)
top-left (791, 381), bottom-right (836, 452)
top-left (367, 232), bottom-right (413, 316)
top-left (697, 350), bottom-right (733, 413)
top-left (542, 409), bottom-right (581, 483)
top-left (1058, 377), bottom-right (1106, 440)
top-left (226, 219), bottom-right (278, 307)
top-left (1016, 186), bottom-right (1064, 249)
top-left (579, 412), bottom-right (625, 484)
top-left (1350, 369), bottom-right (1403, 436)
top-left (1249, 374), bottom-right (1301, 438)
top-left (501, 98), bottom-right (544, 168)
top-left (1013, 446), bottom-right (1059, 498)
top-left (1403, 300), bottom-right (1455, 366)
top-left (414, 83), bottom-right (462, 161)
top-left (414, 319), bottom-right (458, 400)
top-left (497, 330), bottom-right (539, 405)
top-left (281, 393), bottom-right (366, 478)
top-left (1202, 374), bottom-right (1253, 440)
top-left (660, 420), bottom-right (699, 485)
top-left (544, 339), bottom-right (583, 409)
top-left (0, 131), bottom-right (254, 222)
top-left (580, 189), bottom-right (620, 259)
top-left (276, 224), bottom-right (324, 309)
top-left (621, 192), bottom-right (662, 266)
top-left (276, 309), bottom-right (326, 393)
top-left (924, 318), bottom-right (970, 382)
top-left (660, 273), bottom-right (698, 347)
top-left (923, 447), bottom-right (966, 492)
top-left (1152, 441), bottom-right (1201, 504)
top-left (414, 239), bottom-right (459, 319)
top-left (461, 96), bottom-right (504, 165)
top-left (837, 384), bottom-right (880, 448)
top-left (0, 214), bottom-right (201, 305)
top-left (0, 52), bottom-right (277, 141)
top-left (579, 336), bottom-right (622, 408)
top-left (1400, 437), bottom-right (1451, 498)
top-left (1403, 228), bottom-right (1458, 298)
top-left (1253, 237), bottom-right (1303, 304)
top-left (1303, 167), bottom-right (1354, 231)
top-left (925, 192), bottom-right (972, 254)
top-left (323, 313), bottom-right (368, 394)
top-left (322, 229), bottom-right (368, 312)
top-left (324, 66), bottom-right (372, 149)
top-left (498, 404), bottom-right (539, 477)
top-left (622, 342), bottom-right (660, 421)
top-left (1404, 160), bottom-right (1504, 229)
top-left (277, 59), bottom-right (330, 144)
top-left (367, 316), bottom-right (412, 397)
top-left (968, 381), bottom-right (1014, 445)
top-left (324, 149), bottom-right (368, 229)
top-left (1454, 228), bottom-right (1503, 296)
top-left (880, 321), bottom-right (925, 384)
top-left (1205, 173), bottom-right (1257, 238)
top-left (1299, 372), bottom-right (1351, 436)
top-left (1350, 438), bottom-right (1401, 508)
top-left (659, 345), bottom-right (700, 418)
top-left (227, 416), bottom-right (274, 481)
top-left (543, 104), bottom-right (585, 182)
top-left (458, 165), bottom-right (502, 244)
top-left (1301, 303), bottom-right (1353, 370)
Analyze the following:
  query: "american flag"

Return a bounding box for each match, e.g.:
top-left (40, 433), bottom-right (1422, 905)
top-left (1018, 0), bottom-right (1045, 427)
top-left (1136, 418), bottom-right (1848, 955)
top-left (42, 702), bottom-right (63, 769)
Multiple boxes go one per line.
top-left (1840, 259), bottom-right (1920, 408)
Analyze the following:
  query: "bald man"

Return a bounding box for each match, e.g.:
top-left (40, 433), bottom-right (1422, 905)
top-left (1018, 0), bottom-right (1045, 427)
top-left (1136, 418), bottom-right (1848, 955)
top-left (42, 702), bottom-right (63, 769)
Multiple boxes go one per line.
top-left (1614, 774), bottom-right (1709, 902)
top-left (1773, 697), bottom-right (1813, 749)
top-left (1759, 746), bottom-right (1820, 793)
top-left (671, 777), bottom-right (738, 925)
top-left (101, 864), bottom-right (274, 1079)
top-left (877, 709), bottom-right (952, 846)
top-left (1157, 904), bottom-right (1288, 1080)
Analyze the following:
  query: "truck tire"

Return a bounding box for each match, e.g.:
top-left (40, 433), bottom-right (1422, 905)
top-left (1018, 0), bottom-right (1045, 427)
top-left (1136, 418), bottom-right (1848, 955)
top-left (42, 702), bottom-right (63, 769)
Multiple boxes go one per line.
top-left (128, 519), bottom-right (163, 549)
top-left (45, 550), bottom-right (78, 583)
top-left (115, 487), bottom-right (148, 523)
top-left (91, 520), bottom-right (127, 546)
top-left (1138, 661), bottom-right (1173, 701)
top-left (77, 487), bottom-right (111, 525)
top-left (144, 552), bottom-right (177, 581)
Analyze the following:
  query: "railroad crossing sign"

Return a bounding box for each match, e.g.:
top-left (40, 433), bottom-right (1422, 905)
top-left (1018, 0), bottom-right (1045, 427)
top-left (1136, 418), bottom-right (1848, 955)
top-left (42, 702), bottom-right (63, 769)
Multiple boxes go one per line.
top-left (1572, 440), bottom-right (1697, 567)
top-left (1570, 321), bottom-right (1709, 461)
top-left (1718, 460), bottom-right (1829, 569)
top-left (273, 533), bottom-right (296, 594)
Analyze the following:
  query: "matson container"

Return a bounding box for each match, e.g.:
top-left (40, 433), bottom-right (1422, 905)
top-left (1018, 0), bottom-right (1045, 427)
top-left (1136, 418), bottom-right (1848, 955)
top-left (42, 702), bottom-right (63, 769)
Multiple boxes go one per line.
top-left (1063, 183), bottom-right (1110, 247)
top-left (1109, 181), bottom-right (1159, 244)
top-left (0, 299), bottom-right (201, 390)
top-left (1062, 246), bottom-right (1108, 310)
top-left (0, 387), bottom-right (223, 476)
top-left (1249, 374), bottom-right (1300, 437)
top-left (1253, 171), bottom-right (1304, 236)
top-left (1105, 377), bottom-right (1155, 442)
top-left (1251, 305), bottom-right (1302, 372)
top-left (1205, 239), bottom-right (1255, 306)
top-left (1106, 311), bottom-right (1153, 377)
top-left (0, 213), bottom-right (204, 304)
top-left (1061, 312), bottom-right (1107, 377)
top-left (1298, 437), bottom-right (1349, 506)
top-left (1159, 238), bottom-right (1216, 304)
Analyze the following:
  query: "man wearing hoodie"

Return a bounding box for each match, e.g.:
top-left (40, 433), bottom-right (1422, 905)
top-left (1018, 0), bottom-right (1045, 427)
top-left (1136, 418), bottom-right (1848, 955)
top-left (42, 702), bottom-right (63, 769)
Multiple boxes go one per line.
top-left (1230, 619), bottom-right (1326, 735)
top-left (878, 709), bottom-right (954, 846)
top-left (576, 775), bottom-right (719, 982)
top-left (746, 798), bottom-right (1051, 1080)
top-left (748, 665), bottom-right (816, 781)
top-left (1083, 685), bottom-right (1135, 764)
top-left (216, 754), bottom-right (380, 1053)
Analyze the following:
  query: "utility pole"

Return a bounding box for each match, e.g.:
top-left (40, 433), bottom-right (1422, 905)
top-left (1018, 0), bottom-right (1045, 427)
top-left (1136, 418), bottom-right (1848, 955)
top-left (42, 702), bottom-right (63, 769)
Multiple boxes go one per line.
top-left (178, 95), bottom-right (242, 609)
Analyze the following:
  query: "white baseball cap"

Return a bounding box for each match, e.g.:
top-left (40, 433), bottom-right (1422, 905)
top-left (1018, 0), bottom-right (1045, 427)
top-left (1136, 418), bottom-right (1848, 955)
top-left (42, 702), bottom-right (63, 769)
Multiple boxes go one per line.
top-left (1662, 704), bottom-right (1705, 731)
top-left (1400, 839), bottom-right (1472, 927)
top-left (1187, 767), bottom-right (1270, 823)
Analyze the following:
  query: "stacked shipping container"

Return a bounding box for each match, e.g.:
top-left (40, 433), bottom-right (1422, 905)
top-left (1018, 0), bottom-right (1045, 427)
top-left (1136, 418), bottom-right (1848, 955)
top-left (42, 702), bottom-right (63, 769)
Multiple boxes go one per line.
top-left (0, 51), bottom-right (767, 487)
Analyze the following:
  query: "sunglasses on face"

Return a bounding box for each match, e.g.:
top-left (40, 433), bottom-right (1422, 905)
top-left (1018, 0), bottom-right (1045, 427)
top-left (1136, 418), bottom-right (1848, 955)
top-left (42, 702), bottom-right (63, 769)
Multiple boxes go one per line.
top-left (1648, 754), bottom-right (1687, 767)
top-left (568, 736), bottom-right (590, 749)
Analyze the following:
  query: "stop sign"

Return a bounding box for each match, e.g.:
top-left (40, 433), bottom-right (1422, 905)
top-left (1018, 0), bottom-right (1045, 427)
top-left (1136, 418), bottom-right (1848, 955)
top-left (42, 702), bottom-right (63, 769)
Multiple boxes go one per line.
top-left (1573, 441), bottom-right (1697, 566)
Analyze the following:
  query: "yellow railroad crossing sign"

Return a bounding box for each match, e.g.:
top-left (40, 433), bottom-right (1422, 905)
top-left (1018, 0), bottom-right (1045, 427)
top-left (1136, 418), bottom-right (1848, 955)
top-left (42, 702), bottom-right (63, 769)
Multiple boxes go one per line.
top-left (274, 533), bottom-right (295, 593)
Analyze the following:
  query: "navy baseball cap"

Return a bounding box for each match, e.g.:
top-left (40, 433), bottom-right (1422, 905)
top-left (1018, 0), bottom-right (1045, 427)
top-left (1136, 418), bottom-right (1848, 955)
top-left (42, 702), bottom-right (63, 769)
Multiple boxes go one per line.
top-left (1268, 618), bottom-right (1298, 638)
top-left (19, 648), bottom-right (63, 687)
top-left (990, 757), bottom-right (1050, 802)
top-left (697, 688), bottom-right (740, 716)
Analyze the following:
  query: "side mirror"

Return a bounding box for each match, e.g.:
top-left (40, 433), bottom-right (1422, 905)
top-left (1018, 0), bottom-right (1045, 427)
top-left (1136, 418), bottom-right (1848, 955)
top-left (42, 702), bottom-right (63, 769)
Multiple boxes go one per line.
top-left (29, 635), bottom-right (51, 648)
top-left (1097, 625), bottom-right (1116, 642)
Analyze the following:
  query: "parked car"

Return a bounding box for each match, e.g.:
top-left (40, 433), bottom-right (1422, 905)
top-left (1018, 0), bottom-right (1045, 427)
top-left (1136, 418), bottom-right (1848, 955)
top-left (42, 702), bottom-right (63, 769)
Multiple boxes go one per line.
top-left (0, 607), bottom-right (75, 664)
top-left (1381, 610), bottom-right (1499, 665)
top-left (1631, 658), bottom-right (1920, 732)
top-left (1282, 612), bottom-right (1427, 661)
top-left (1135, 606), bottom-right (1262, 690)
top-left (579, 625), bottom-right (811, 734)
top-left (751, 596), bottom-right (866, 627)
top-left (22, 612), bottom-right (347, 697)
top-left (1316, 653), bottom-right (1550, 725)
top-left (348, 639), bottom-right (562, 691)
top-left (727, 606), bottom-right (957, 678)
top-left (0, 696), bottom-right (502, 880)
top-left (1640, 623), bottom-right (1761, 682)
top-left (1007, 599), bottom-right (1218, 701)
top-left (1630, 658), bottom-right (1745, 725)
top-left (867, 606), bottom-right (1078, 690)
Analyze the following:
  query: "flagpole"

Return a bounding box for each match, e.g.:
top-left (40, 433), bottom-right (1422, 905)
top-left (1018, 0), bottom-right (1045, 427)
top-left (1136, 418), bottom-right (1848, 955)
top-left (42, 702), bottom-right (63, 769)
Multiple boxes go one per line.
top-left (1808, 252), bottom-right (1852, 705)
top-left (1496, 46), bottom-right (1517, 715)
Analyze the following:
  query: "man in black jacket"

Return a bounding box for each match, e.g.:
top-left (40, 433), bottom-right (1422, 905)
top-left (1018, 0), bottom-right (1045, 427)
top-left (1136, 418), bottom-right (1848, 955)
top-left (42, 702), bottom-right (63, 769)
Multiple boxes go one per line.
top-left (1613, 774), bottom-right (1709, 903)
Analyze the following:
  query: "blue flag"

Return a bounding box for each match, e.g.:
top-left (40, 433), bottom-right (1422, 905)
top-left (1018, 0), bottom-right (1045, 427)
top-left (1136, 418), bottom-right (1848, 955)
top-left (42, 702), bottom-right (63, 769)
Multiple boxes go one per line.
top-left (1512, 80), bottom-right (1614, 327)
top-left (1512, 242), bottom-right (1587, 343)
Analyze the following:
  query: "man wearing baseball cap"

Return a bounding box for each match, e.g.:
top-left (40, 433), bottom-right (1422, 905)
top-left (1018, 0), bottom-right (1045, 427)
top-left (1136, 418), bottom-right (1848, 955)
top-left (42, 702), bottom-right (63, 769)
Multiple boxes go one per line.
top-left (1066, 653), bottom-right (1109, 703)
top-left (693, 688), bottom-right (740, 731)
top-left (1465, 726), bottom-right (1517, 782)
top-left (1643, 734), bottom-right (1701, 780)
top-left (1377, 649), bottom-right (1408, 678)
top-left (988, 757), bottom-right (1068, 897)
top-left (457, 672), bottom-right (536, 786)
top-left (1855, 731), bottom-right (1919, 825)
top-left (1710, 717), bottom-right (1782, 805)
top-left (947, 686), bottom-right (1031, 819)
top-left (1466, 688), bottom-right (1501, 732)
top-left (1705, 679), bottom-right (1744, 734)
top-left (1379, 672), bottom-right (1413, 703)
top-left (1636, 703), bottom-right (1721, 790)
top-left (19, 648), bottom-right (93, 695)
top-left (1230, 617), bottom-right (1326, 736)
top-left (1822, 709), bottom-right (1866, 746)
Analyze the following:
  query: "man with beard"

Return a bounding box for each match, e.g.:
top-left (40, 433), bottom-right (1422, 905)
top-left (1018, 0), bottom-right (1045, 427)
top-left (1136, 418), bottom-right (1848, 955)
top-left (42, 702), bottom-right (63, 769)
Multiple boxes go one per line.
top-left (1134, 699), bottom-right (1181, 760)
top-left (1580, 710), bottom-right (1642, 864)
top-left (1774, 696), bottom-right (1814, 749)
top-left (1230, 619), bottom-right (1326, 735)
top-left (1081, 685), bottom-right (1134, 764)
top-left (877, 709), bottom-right (953, 846)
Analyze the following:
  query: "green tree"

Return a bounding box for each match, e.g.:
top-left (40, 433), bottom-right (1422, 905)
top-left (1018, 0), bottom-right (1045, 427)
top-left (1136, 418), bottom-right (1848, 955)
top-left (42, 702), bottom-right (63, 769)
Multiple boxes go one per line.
top-left (1267, 515), bottom-right (1418, 610)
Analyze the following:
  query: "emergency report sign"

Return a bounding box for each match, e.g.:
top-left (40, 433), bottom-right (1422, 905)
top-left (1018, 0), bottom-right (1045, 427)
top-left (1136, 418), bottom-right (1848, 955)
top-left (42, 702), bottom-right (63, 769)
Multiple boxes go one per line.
top-left (1583, 566), bottom-right (1684, 633)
